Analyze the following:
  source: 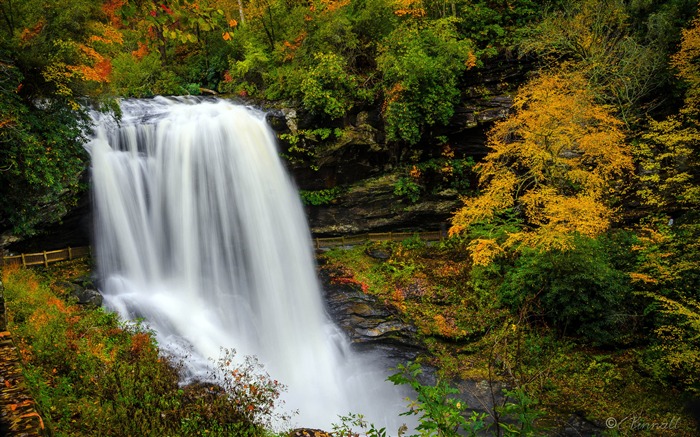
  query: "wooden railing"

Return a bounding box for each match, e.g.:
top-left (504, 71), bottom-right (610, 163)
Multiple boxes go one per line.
top-left (1, 246), bottom-right (91, 268)
top-left (0, 230), bottom-right (445, 268)
top-left (314, 230), bottom-right (445, 249)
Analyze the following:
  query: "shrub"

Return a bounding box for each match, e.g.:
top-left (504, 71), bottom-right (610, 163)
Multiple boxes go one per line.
top-left (393, 176), bottom-right (422, 203)
top-left (1, 263), bottom-right (287, 436)
top-left (300, 187), bottom-right (344, 206)
top-left (497, 235), bottom-right (632, 345)
top-left (110, 52), bottom-right (163, 97)
top-left (388, 362), bottom-right (488, 437)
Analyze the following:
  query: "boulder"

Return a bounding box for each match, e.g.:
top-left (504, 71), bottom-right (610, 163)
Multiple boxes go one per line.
top-left (288, 429), bottom-right (333, 437)
top-left (57, 281), bottom-right (103, 307)
top-left (319, 263), bottom-right (423, 361)
top-left (75, 288), bottom-right (103, 307)
top-left (365, 247), bottom-right (391, 260)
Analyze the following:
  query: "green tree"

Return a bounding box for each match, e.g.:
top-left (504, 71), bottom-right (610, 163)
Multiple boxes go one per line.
top-left (0, 60), bottom-right (89, 236)
top-left (300, 52), bottom-right (371, 119)
top-left (632, 12), bottom-right (700, 393)
top-left (520, 0), bottom-right (669, 124)
top-left (498, 235), bottom-right (631, 345)
top-left (0, 0), bottom-right (108, 237)
top-left (377, 17), bottom-right (476, 145)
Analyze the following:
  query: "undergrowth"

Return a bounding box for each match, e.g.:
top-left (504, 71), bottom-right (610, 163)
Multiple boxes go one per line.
top-left (1, 260), bottom-right (287, 436)
top-left (321, 240), bottom-right (698, 435)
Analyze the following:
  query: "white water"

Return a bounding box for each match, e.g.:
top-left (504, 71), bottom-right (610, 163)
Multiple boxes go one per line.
top-left (88, 97), bottom-right (410, 431)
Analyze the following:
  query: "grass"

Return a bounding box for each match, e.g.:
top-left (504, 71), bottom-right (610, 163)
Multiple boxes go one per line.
top-left (1, 260), bottom-right (287, 437)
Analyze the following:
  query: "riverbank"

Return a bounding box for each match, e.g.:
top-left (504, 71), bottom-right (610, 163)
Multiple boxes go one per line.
top-left (319, 240), bottom-right (699, 435)
top-left (0, 260), bottom-right (285, 436)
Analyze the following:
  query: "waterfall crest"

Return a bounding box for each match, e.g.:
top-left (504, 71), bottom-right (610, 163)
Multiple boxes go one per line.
top-left (88, 97), bottom-right (408, 430)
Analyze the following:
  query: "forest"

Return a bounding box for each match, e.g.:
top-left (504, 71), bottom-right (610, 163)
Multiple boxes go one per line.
top-left (1, 0), bottom-right (700, 435)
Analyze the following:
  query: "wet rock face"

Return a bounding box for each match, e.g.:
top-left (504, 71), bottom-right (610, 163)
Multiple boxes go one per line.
top-left (268, 60), bottom-right (525, 235)
top-left (318, 261), bottom-right (423, 362)
top-left (306, 174), bottom-right (457, 236)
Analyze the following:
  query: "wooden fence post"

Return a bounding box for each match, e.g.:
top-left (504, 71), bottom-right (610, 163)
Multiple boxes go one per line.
top-left (43, 251), bottom-right (48, 268)
top-left (68, 247), bottom-right (73, 260)
top-left (21, 254), bottom-right (26, 268)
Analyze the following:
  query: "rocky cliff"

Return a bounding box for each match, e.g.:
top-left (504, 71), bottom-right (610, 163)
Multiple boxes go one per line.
top-left (266, 55), bottom-right (526, 235)
top-left (3, 55), bottom-right (527, 252)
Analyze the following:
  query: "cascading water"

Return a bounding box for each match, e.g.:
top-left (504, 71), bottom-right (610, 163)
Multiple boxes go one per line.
top-left (88, 97), bottom-right (410, 431)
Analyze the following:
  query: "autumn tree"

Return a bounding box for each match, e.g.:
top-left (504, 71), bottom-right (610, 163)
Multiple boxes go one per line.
top-left (222, 0), bottom-right (378, 108)
top-left (118, 0), bottom-right (227, 62)
top-left (632, 11), bottom-right (700, 393)
top-left (636, 14), bottom-right (700, 215)
top-left (0, 0), bottom-right (120, 101)
top-left (450, 70), bottom-right (633, 265)
top-left (0, 0), bottom-right (121, 236)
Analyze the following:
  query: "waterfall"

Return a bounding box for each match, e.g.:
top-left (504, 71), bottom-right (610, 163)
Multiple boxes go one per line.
top-left (88, 97), bottom-right (409, 431)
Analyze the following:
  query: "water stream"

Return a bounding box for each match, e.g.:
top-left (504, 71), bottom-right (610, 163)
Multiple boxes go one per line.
top-left (88, 97), bottom-right (410, 431)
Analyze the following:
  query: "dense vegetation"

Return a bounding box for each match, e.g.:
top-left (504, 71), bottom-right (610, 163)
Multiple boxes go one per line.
top-left (1, 0), bottom-right (700, 435)
top-left (1, 262), bottom-right (289, 436)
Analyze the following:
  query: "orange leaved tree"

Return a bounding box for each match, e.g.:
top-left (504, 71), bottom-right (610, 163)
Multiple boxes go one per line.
top-left (450, 70), bottom-right (633, 264)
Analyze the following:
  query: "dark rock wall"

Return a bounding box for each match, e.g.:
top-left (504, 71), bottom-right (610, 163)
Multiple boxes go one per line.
top-left (275, 55), bottom-right (527, 235)
top-left (305, 174), bottom-right (456, 235)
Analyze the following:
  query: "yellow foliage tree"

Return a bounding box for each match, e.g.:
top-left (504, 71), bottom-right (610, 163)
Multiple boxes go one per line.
top-left (672, 15), bottom-right (700, 111)
top-left (649, 295), bottom-right (700, 393)
top-left (450, 70), bottom-right (633, 264)
top-left (632, 13), bottom-right (700, 394)
top-left (636, 16), bottom-right (700, 213)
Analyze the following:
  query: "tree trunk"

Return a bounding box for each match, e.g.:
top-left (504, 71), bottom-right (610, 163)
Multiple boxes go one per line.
top-left (238, 0), bottom-right (246, 25)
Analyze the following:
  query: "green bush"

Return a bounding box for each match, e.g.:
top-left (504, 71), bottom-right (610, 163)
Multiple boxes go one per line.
top-left (221, 36), bottom-right (271, 96)
top-left (497, 235), bottom-right (632, 345)
top-left (393, 176), bottom-right (423, 203)
top-left (110, 52), bottom-right (164, 97)
top-left (299, 187), bottom-right (344, 206)
top-left (384, 362), bottom-right (543, 437)
top-left (388, 362), bottom-right (488, 437)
